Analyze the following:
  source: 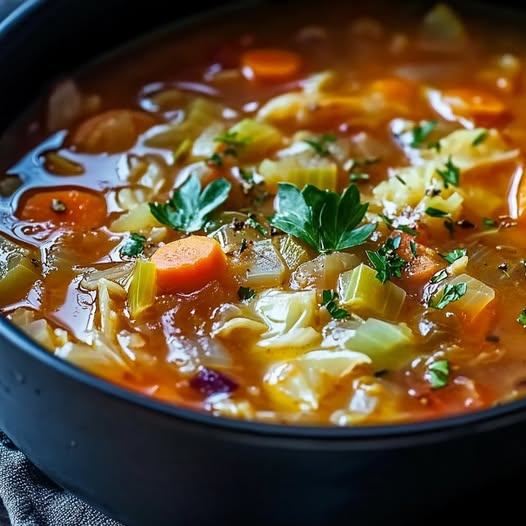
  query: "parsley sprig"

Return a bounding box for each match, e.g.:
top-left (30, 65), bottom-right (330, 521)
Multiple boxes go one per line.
top-left (322, 290), bottom-right (350, 319)
top-left (436, 156), bottom-right (460, 188)
top-left (149, 174), bottom-right (231, 233)
top-left (366, 236), bottom-right (407, 283)
top-left (426, 360), bottom-right (450, 389)
top-left (120, 233), bottom-right (146, 258)
top-left (410, 120), bottom-right (437, 148)
top-left (441, 248), bottom-right (467, 264)
top-left (303, 133), bottom-right (336, 157)
top-left (271, 183), bottom-right (376, 254)
top-left (429, 282), bottom-right (467, 309)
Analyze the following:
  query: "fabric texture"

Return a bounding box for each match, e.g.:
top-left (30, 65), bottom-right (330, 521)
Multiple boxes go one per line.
top-left (0, 433), bottom-right (122, 526)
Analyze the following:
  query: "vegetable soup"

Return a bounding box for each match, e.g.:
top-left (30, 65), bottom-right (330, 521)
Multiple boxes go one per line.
top-left (2, 1), bottom-right (526, 425)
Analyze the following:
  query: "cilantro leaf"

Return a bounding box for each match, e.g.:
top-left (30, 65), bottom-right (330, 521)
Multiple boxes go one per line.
top-left (429, 282), bottom-right (467, 309)
top-left (271, 183), bottom-right (376, 254)
top-left (366, 236), bottom-right (407, 283)
top-left (441, 248), bottom-right (467, 264)
top-left (303, 134), bottom-right (337, 157)
top-left (149, 174), bottom-right (231, 233)
top-left (410, 120), bottom-right (437, 148)
top-left (322, 290), bottom-right (350, 320)
top-left (426, 360), bottom-right (449, 389)
top-left (120, 233), bottom-right (146, 258)
top-left (436, 156), bottom-right (460, 188)
top-left (237, 286), bottom-right (255, 302)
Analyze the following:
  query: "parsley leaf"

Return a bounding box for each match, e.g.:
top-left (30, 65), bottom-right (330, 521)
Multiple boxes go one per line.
top-left (410, 240), bottom-right (418, 257)
top-left (441, 248), bottom-right (467, 264)
top-left (366, 236), bottom-right (407, 283)
top-left (303, 134), bottom-right (337, 157)
top-left (246, 214), bottom-right (268, 236)
top-left (410, 120), bottom-right (437, 148)
top-left (429, 282), bottom-right (467, 309)
top-left (322, 290), bottom-right (350, 320)
top-left (430, 269), bottom-right (448, 284)
top-left (149, 174), bottom-right (231, 233)
top-left (120, 233), bottom-right (146, 258)
top-left (518, 308), bottom-right (526, 327)
top-left (398, 225), bottom-right (418, 236)
top-left (271, 183), bottom-right (376, 254)
top-left (426, 360), bottom-right (449, 389)
top-left (425, 207), bottom-right (449, 218)
top-left (436, 156), bottom-right (460, 188)
top-left (237, 286), bottom-right (255, 302)
top-left (472, 130), bottom-right (488, 146)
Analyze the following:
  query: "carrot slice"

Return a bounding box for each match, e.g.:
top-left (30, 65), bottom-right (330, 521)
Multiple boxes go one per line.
top-left (151, 236), bottom-right (228, 293)
top-left (71, 109), bottom-right (157, 154)
top-left (241, 48), bottom-right (302, 82)
top-left (18, 188), bottom-right (107, 228)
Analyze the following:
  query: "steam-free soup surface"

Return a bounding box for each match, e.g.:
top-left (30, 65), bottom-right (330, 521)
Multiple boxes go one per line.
top-left (2, 1), bottom-right (526, 425)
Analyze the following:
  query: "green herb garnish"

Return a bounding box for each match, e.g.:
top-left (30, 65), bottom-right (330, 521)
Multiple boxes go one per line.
top-left (429, 282), bottom-right (467, 309)
top-left (303, 133), bottom-right (337, 157)
top-left (410, 120), bottom-right (438, 148)
top-left (237, 286), bottom-right (256, 302)
top-left (436, 156), bottom-right (460, 188)
top-left (398, 225), bottom-right (419, 236)
top-left (482, 217), bottom-right (497, 228)
top-left (214, 131), bottom-right (251, 147)
top-left (366, 236), bottom-right (407, 283)
top-left (120, 233), bottom-right (146, 258)
top-left (518, 308), bottom-right (526, 327)
top-left (430, 269), bottom-right (448, 284)
top-left (271, 183), bottom-right (376, 254)
top-left (395, 175), bottom-right (407, 185)
top-left (246, 214), bottom-right (268, 236)
top-left (425, 207), bottom-right (449, 218)
top-left (208, 153), bottom-right (224, 166)
top-left (410, 240), bottom-right (418, 258)
top-left (441, 248), bottom-right (467, 264)
top-left (349, 173), bottom-right (370, 183)
top-left (426, 360), bottom-right (450, 389)
top-left (472, 130), bottom-right (488, 146)
top-left (149, 174), bottom-right (231, 233)
top-left (322, 290), bottom-right (350, 320)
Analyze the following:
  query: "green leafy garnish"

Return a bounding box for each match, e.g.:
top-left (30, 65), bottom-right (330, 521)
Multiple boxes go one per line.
top-left (425, 207), bottom-right (449, 218)
top-left (322, 290), bottom-right (350, 320)
top-left (426, 360), bottom-right (449, 389)
top-left (303, 133), bottom-right (337, 157)
top-left (472, 130), bottom-right (488, 146)
top-left (149, 174), bottom-right (231, 233)
top-left (410, 120), bottom-right (437, 148)
top-left (436, 156), bottom-right (460, 188)
top-left (395, 175), bottom-right (407, 185)
top-left (430, 269), bottom-right (448, 284)
top-left (428, 141), bottom-right (441, 152)
top-left (441, 248), bottom-right (467, 264)
top-left (398, 225), bottom-right (418, 236)
top-left (208, 153), bottom-right (224, 166)
top-left (429, 282), bottom-right (467, 309)
top-left (237, 286), bottom-right (256, 302)
top-left (518, 308), bottom-right (526, 327)
top-left (120, 233), bottom-right (146, 258)
top-left (482, 217), bottom-right (497, 228)
top-left (410, 240), bottom-right (418, 258)
top-left (214, 131), bottom-right (252, 147)
top-left (366, 236), bottom-right (407, 283)
top-left (349, 173), bottom-right (370, 183)
top-left (246, 214), bottom-right (268, 236)
top-left (271, 183), bottom-right (376, 254)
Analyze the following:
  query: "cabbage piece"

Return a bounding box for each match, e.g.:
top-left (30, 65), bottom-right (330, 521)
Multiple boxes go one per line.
top-left (263, 349), bottom-right (371, 411)
top-left (338, 263), bottom-right (406, 321)
top-left (0, 254), bottom-right (39, 307)
top-left (127, 259), bottom-right (157, 319)
top-left (110, 203), bottom-right (164, 233)
top-left (239, 239), bottom-right (287, 289)
top-left (259, 155), bottom-right (338, 193)
top-left (345, 318), bottom-right (415, 369)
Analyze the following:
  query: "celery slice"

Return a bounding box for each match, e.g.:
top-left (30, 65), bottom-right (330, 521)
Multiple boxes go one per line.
top-left (240, 239), bottom-right (287, 289)
top-left (345, 318), bottom-right (414, 369)
top-left (259, 156), bottom-right (338, 193)
top-left (0, 256), bottom-right (39, 307)
top-left (338, 263), bottom-right (406, 321)
top-left (128, 259), bottom-right (157, 318)
top-left (226, 119), bottom-right (282, 160)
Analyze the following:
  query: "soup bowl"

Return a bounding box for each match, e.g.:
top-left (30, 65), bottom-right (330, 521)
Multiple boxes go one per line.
top-left (1, 1), bottom-right (526, 525)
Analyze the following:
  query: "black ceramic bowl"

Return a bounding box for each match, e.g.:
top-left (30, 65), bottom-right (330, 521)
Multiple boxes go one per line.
top-left (1, 1), bottom-right (526, 525)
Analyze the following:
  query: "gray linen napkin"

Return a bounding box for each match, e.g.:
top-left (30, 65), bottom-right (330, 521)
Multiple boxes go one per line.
top-left (0, 432), bottom-right (122, 526)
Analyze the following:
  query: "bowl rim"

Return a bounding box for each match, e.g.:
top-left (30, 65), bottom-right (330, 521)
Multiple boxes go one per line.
top-left (2, 0), bottom-right (526, 444)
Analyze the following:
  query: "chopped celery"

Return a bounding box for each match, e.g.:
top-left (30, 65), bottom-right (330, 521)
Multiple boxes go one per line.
top-left (144, 98), bottom-right (223, 150)
top-left (0, 256), bottom-right (39, 307)
top-left (277, 235), bottom-right (311, 271)
top-left (338, 263), bottom-right (406, 320)
top-left (208, 220), bottom-right (264, 253)
top-left (240, 239), bottom-right (287, 289)
top-left (432, 273), bottom-right (495, 320)
top-left (259, 156), bottom-right (338, 193)
top-left (345, 318), bottom-right (415, 369)
top-left (128, 259), bottom-right (157, 318)
top-left (226, 119), bottom-right (282, 160)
